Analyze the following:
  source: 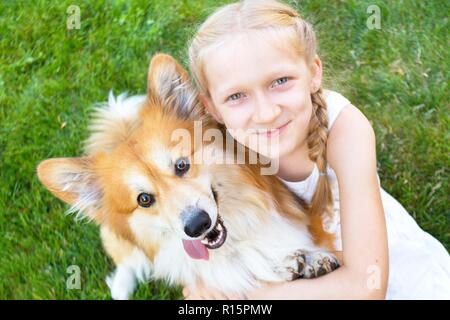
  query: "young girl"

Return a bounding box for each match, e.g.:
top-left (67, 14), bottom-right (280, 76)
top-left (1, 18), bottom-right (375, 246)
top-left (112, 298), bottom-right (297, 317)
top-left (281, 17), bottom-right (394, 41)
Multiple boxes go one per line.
top-left (182, 0), bottom-right (450, 299)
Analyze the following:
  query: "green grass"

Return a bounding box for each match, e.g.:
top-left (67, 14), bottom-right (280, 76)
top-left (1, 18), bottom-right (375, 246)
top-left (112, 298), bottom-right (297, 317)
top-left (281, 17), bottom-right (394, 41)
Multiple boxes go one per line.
top-left (0, 0), bottom-right (448, 299)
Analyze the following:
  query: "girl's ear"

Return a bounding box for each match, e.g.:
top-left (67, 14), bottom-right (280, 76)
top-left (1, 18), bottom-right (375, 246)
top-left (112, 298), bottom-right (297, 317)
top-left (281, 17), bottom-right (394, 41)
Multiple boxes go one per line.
top-left (309, 55), bottom-right (323, 93)
top-left (199, 94), bottom-right (224, 124)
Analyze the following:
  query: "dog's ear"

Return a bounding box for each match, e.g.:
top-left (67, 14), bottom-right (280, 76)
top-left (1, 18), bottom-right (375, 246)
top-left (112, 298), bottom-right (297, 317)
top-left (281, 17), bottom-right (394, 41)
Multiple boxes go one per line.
top-left (147, 53), bottom-right (204, 120)
top-left (37, 157), bottom-right (102, 221)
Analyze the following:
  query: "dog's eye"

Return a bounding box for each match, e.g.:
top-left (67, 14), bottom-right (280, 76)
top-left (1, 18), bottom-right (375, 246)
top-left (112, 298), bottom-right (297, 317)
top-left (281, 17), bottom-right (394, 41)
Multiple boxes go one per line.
top-left (137, 193), bottom-right (155, 208)
top-left (175, 157), bottom-right (190, 177)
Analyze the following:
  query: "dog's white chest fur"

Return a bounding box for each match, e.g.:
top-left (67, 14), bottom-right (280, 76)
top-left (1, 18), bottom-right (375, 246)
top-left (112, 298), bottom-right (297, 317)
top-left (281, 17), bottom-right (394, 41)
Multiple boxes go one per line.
top-left (151, 210), bottom-right (319, 295)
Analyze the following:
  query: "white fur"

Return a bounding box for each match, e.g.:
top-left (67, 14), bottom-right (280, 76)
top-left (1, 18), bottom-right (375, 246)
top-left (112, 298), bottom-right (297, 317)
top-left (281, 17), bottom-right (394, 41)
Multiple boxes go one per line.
top-left (106, 247), bottom-right (153, 300)
top-left (146, 143), bottom-right (173, 175)
top-left (125, 171), bottom-right (155, 194)
top-left (84, 92), bottom-right (146, 155)
top-left (61, 172), bottom-right (101, 222)
top-left (106, 91), bottom-right (146, 121)
top-left (152, 207), bottom-right (319, 296)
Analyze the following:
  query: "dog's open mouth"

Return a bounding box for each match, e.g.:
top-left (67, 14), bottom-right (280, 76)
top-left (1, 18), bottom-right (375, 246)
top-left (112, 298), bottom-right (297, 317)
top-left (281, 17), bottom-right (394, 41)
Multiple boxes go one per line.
top-left (201, 215), bottom-right (227, 249)
top-left (182, 215), bottom-right (227, 260)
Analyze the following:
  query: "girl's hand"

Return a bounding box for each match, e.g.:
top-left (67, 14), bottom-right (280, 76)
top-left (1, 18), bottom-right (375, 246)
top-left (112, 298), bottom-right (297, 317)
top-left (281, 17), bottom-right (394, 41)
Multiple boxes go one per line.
top-left (182, 282), bottom-right (244, 300)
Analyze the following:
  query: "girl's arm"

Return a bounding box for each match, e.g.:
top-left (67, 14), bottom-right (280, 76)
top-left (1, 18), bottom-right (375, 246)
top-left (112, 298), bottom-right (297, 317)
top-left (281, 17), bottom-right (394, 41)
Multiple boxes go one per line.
top-left (184, 104), bottom-right (389, 300)
top-left (326, 103), bottom-right (389, 299)
top-left (247, 104), bottom-right (389, 299)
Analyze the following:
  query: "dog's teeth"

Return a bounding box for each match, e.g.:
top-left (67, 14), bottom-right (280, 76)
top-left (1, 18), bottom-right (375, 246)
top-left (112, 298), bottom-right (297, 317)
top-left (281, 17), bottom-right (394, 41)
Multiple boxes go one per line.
top-left (199, 217), bottom-right (225, 248)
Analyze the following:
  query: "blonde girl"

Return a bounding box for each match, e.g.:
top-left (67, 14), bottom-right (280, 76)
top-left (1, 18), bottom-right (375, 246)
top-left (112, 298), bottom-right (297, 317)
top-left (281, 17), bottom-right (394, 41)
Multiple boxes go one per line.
top-left (183, 0), bottom-right (450, 299)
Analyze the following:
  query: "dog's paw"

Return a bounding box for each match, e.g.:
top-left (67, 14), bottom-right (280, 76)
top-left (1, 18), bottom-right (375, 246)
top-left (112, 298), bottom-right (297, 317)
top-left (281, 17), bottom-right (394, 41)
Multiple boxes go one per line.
top-left (276, 250), bottom-right (340, 281)
top-left (275, 250), bottom-right (309, 281)
top-left (303, 252), bottom-right (340, 278)
top-left (106, 266), bottom-right (137, 300)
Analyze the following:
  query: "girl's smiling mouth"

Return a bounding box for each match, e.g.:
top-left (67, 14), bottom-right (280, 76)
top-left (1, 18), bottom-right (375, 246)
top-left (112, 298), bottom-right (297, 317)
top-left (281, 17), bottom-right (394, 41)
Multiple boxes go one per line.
top-left (254, 120), bottom-right (292, 138)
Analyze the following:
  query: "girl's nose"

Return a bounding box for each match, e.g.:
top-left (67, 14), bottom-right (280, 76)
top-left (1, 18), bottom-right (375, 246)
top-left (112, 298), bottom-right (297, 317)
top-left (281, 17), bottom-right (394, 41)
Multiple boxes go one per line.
top-left (251, 94), bottom-right (281, 124)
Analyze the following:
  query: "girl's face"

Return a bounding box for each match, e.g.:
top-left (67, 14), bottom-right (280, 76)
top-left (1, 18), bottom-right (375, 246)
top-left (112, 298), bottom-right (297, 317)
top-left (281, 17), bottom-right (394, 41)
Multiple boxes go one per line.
top-left (201, 33), bottom-right (322, 159)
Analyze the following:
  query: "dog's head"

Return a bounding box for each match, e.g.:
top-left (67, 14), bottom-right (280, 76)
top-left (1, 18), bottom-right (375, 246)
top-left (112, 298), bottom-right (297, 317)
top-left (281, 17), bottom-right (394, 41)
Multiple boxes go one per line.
top-left (37, 54), bottom-right (234, 261)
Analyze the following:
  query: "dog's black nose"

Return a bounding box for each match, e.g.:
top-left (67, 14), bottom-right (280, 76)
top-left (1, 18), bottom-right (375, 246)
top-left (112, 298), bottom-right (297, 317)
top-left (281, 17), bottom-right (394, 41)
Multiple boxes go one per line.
top-left (182, 209), bottom-right (211, 238)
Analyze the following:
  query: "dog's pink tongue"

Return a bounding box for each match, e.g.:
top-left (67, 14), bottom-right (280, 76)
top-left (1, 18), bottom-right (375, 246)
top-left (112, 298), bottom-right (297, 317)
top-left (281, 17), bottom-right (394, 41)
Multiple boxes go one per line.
top-left (182, 239), bottom-right (209, 260)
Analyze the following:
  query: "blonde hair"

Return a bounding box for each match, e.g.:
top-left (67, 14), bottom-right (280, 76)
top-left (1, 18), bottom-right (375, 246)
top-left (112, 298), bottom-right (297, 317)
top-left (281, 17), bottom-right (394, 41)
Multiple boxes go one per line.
top-left (188, 0), bottom-right (333, 223)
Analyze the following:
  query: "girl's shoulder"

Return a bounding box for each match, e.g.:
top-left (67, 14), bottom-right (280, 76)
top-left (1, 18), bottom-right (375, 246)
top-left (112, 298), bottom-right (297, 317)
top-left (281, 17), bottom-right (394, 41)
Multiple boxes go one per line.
top-left (323, 89), bottom-right (352, 131)
top-left (323, 89), bottom-right (373, 134)
top-left (324, 90), bottom-right (377, 173)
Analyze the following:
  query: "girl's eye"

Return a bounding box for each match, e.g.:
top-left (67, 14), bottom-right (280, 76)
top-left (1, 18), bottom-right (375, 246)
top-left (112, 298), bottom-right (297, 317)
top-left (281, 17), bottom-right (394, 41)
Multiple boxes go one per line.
top-left (272, 77), bottom-right (289, 87)
top-left (227, 93), bottom-right (243, 102)
top-left (175, 157), bottom-right (190, 177)
top-left (137, 193), bottom-right (155, 208)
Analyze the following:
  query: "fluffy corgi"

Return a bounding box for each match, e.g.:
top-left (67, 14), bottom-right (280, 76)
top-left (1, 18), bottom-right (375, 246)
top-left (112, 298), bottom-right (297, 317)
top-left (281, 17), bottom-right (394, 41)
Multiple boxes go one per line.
top-left (37, 53), bottom-right (339, 299)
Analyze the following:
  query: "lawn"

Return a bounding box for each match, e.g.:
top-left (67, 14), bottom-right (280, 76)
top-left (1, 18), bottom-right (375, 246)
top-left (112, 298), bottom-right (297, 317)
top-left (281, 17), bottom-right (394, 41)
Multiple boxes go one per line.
top-left (0, 0), bottom-right (448, 299)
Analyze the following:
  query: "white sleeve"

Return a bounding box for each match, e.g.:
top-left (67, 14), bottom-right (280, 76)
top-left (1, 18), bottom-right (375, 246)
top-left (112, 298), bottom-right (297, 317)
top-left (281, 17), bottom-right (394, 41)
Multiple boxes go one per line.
top-left (323, 89), bottom-right (352, 130)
